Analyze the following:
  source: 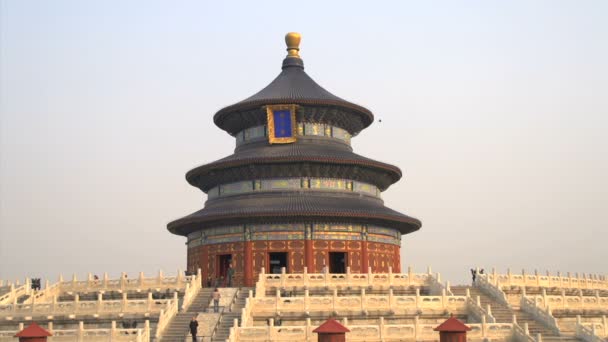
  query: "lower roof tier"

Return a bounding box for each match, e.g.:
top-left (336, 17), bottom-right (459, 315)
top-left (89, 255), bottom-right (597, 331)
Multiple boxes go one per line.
top-left (186, 141), bottom-right (402, 192)
top-left (167, 192), bottom-right (421, 236)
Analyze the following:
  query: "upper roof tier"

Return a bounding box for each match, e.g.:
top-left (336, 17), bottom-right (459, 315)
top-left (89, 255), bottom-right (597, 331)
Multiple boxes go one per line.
top-left (213, 33), bottom-right (374, 136)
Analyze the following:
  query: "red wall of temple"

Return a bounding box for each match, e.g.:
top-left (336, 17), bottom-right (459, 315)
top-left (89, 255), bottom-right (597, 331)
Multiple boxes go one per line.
top-left (188, 239), bottom-right (401, 287)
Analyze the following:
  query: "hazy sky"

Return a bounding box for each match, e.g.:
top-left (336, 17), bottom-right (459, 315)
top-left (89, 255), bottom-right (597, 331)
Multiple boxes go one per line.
top-left (1, 1), bottom-right (607, 285)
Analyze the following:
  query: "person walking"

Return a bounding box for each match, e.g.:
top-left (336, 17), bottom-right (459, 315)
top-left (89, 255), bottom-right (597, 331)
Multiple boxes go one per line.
top-left (212, 288), bottom-right (221, 313)
top-left (189, 316), bottom-right (198, 342)
top-left (227, 263), bottom-right (235, 287)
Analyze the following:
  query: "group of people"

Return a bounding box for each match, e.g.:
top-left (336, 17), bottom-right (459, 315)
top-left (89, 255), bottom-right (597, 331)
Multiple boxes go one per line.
top-left (470, 268), bottom-right (485, 283)
top-left (30, 278), bottom-right (41, 291)
top-left (205, 263), bottom-right (235, 288)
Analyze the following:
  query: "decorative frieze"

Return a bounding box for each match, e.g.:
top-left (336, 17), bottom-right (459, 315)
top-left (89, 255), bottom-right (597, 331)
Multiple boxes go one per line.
top-left (236, 122), bottom-right (351, 146)
top-left (208, 177), bottom-right (380, 200)
top-left (187, 223), bottom-right (400, 247)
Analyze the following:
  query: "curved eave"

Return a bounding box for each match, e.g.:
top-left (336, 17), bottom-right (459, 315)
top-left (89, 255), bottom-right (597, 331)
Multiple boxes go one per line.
top-left (167, 194), bottom-right (421, 236)
top-left (186, 155), bottom-right (402, 192)
top-left (169, 212), bottom-right (421, 237)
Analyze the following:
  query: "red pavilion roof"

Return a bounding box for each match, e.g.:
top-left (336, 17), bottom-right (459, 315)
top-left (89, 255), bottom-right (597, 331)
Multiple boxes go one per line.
top-left (434, 316), bottom-right (472, 332)
top-left (313, 318), bottom-right (350, 333)
top-left (14, 322), bottom-right (52, 337)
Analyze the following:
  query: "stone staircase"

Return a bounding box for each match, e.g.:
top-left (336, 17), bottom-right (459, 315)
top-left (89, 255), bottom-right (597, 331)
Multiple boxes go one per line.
top-left (211, 287), bottom-right (254, 342)
top-left (159, 288), bottom-right (214, 342)
top-left (451, 286), bottom-right (580, 342)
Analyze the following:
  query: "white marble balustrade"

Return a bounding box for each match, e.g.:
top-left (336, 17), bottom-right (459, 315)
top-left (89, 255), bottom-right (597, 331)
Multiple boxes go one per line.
top-left (578, 316), bottom-right (608, 338)
top-left (0, 292), bottom-right (175, 317)
top-left (180, 269), bottom-right (202, 311)
top-left (0, 280), bottom-right (31, 305)
top-left (154, 292), bottom-right (179, 339)
top-left (576, 321), bottom-right (606, 342)
top-left (255, 266), bottom-right (432, 298)
top-left (57, 270), bottom-right (192, 294)
top-left (520, 296), bottom-right (560, 335)
top-left (249, 288), bottom-right (467, 315)
top-left (485, 269), bottom-right (608, 290)
top-left (529, 292), bottom-right (608, 311)
top-left (20, 270), bottom-right (196, 306)
top-left (0, 320), bottom-right (150, 342)
top-left (229, 316), bottom-right (514, 342)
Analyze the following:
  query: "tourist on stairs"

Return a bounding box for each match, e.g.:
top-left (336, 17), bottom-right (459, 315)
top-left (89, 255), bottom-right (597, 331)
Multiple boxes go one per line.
top-left (213, 288), bottom-right (221, 313)
top-left (189, 316), bottom-right (198, 342)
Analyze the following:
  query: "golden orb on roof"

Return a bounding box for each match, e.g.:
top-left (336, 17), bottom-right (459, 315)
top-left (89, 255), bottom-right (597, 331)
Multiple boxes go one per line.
top-left (285, 32), bottom-right (301, 58)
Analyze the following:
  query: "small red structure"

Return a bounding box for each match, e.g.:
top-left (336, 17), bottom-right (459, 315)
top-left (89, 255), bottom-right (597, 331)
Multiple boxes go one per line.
top-left (313, 318), bottom-right (350, 342)
top-left (14, 322), bottom-right (52, 342)
top-left (434, 315), bottom-right (472, 342)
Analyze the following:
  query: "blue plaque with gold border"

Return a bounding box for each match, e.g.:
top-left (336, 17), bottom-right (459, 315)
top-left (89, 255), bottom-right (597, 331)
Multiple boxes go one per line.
top-left (266, 104), bottom-right (297, 144)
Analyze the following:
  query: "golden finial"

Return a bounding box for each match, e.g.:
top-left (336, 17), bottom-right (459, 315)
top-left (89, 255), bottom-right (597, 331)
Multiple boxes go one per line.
top-left (285, 32), bottom-right (301, 58)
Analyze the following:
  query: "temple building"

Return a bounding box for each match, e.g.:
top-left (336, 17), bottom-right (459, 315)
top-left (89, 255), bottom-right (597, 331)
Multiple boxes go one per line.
top-left (167, 32), bottom-right (422, 286)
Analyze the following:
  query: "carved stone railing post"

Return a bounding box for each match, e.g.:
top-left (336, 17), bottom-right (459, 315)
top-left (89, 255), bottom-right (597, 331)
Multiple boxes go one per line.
top-left (346, 266), bottom-right (351, 283)
top-left (306, 318), bottom-right (311, 341)
top-left (360, 288), bottom-right (366, 312)
top-left (120, 272), bottom-right (127, 289)
top-left (74, 294), bottom-right (80, 314)
top-left (177, 268), bottom-right (184, 287)
top-left (97, 293), bottom-right (102, 314)
top-left (414, 315), bottom-right (420, 340)
top-left (111, 321), bottom-right (117, 340)
top-left (408, 265), bottom-right (413, 286)
top-left (121, 292), bottom-right (127, 312)
top-left (333, 288), bottom-right (338, 313)
top-left (281, 267), bottom-right (286, 288)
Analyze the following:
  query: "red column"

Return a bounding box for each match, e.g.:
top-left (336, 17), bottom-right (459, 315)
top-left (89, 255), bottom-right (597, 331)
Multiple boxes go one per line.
top-left (200, 246), bottom-right (209, 287)
top-left (244, 241), bottom-right (253, 286)
top-left (305, 240), bottom-right (314, 272)
top-left (394, 245), bottom-right (401, 273)
top-left (305, 225), bottom-right (314, 272)
top-left (361, 241), bottom-right (369, 273)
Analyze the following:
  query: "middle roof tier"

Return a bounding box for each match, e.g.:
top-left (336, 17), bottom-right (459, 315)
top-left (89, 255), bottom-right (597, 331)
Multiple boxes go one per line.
top-left (186, 140), bottom-right (402, 193)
